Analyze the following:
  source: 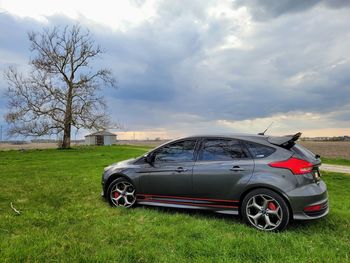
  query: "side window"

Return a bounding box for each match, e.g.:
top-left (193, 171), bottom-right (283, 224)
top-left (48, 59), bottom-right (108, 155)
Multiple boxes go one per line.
top-left (245, 141), bottom-right (275, 159)
top-left (154, 139), bottom-right (196, 163)
top-left (199, 139), bottom-right (247, 161)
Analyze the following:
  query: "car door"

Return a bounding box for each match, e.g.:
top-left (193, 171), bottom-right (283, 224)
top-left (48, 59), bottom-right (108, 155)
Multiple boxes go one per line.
top-left (139, 139), bottom-right (198, 197)
top-left (193, 138), bottom-right (255, 200)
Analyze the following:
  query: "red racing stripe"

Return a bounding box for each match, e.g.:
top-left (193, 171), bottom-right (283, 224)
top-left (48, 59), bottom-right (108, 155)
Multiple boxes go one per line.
top-left (138, 197), bottom-right (238, 209)
top-left (136, 194), bottom-right (239, 203)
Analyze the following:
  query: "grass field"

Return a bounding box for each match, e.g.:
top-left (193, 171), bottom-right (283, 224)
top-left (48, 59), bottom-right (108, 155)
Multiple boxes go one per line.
top-left (0, 146), bottom-right (349, 262)
top-left (321, 157), bottom-right (350, 166)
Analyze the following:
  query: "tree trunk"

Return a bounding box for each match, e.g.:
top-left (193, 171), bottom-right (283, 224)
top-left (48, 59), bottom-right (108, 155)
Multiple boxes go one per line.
top-left (61, 84), bottom-right (73, 149)
top-left (61, 120), bottom-right (71, 149)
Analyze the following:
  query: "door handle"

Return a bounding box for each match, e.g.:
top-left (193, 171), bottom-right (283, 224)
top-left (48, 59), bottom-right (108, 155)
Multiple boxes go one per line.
top-left (230, 166), bottom-right (245, 172)
top-left (175, 167), bottom-right (188, 173)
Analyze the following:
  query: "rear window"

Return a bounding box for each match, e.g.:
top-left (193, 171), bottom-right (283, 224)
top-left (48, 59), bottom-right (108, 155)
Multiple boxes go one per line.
top-left (245, 142), bottom-right (276, 159)
top-left (291, 143), bottom-right (316, 160)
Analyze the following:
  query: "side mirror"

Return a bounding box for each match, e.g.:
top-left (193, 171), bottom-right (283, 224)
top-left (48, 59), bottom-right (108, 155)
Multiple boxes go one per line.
top-left (145, 153), bottom-right (154, 164)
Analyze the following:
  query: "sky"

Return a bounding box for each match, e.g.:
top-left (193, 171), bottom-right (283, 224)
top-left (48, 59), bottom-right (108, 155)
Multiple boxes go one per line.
top-left (0, 0), bottom-right (350, 140)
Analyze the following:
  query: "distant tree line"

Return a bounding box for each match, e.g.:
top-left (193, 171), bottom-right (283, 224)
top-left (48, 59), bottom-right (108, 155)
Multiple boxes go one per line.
top-left (301, 136), bottom-right (350, 141)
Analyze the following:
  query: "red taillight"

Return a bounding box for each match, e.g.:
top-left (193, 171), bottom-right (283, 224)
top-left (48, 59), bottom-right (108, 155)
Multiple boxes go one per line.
top-left (304, 204), bottom-right (322, 212)
top-left (269, 157), bottom-right (313, 175)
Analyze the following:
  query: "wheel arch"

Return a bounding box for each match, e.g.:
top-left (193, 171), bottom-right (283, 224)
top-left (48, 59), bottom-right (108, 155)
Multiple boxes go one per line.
top-left (104, 173), bottom-right (133, 194)
top-left (238, 185), bottom-right (293, 219)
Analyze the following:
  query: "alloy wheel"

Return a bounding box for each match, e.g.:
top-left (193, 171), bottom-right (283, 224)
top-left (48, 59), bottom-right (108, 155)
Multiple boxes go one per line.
top-left (246, 194), bottom-right (283, 231)
top-left (110, 181), bottom-right (136, 207)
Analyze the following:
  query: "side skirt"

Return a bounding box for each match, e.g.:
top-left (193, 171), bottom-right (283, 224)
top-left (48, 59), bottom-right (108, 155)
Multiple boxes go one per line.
top-left (136, 194), bottom-right (240, 215)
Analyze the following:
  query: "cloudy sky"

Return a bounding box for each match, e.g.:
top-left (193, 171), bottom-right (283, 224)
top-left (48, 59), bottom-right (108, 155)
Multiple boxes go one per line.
top-left (0, 0), bottom-right (350, 140)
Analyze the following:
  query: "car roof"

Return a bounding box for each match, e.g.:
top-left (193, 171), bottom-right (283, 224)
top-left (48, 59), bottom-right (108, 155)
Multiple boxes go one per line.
top-left (147, 133), bottom-right (294, 154)
top-left (174, 133), bottom-right (270, 143)
top-left (179, 133), bottom-right (301, 147)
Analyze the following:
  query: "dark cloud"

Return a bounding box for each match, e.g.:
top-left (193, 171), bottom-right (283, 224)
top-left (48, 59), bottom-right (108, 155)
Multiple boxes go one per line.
top-left (0, 1), bottom-right (350, 137)
top-left (234, 0), bottom-right (350, 21)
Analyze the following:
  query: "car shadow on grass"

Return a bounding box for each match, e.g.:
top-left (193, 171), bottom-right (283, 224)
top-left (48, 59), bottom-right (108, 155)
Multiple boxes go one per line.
top-left (137, 204), bottom-right (241, 222)
top-left (135, 204), bottom-right (329, 233)
top-left (102, 196), bottom-right (328, 232)
top-left (288, 217), bottom-right (331, 232)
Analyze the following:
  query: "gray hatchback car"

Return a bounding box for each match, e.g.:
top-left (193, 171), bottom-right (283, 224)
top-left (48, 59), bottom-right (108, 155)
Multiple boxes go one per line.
top-left (101, 133), bottom-right (328, 231)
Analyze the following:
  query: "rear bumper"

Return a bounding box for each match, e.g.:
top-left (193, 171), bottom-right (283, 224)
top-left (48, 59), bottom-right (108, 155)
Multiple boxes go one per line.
top-left (287, 180), bottom-right (329, 220)
top-left (292, 201), bottom-right (329, 220)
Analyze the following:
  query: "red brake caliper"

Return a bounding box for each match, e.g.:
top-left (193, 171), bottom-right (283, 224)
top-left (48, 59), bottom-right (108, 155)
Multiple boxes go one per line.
top-left (113, 192), bottom-right (119, 198)
top-left (268, 202), bottom-right (277, 211)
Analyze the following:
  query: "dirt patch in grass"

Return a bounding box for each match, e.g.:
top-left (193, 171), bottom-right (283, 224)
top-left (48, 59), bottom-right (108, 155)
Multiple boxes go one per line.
top-left (300, 141), bottom-right (350, 159)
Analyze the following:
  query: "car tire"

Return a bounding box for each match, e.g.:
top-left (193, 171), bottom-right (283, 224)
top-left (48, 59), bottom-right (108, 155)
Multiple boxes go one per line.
top-left (107, 178), bottom-right (137, 208)
top-left (241, 188), bottom-right (290, 231)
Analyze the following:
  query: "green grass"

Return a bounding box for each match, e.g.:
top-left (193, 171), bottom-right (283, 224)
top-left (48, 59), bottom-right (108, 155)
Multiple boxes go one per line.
top-left (322, 157), bottom-right (350, 166)
top-left (0, 146), bottom-right (349, 262)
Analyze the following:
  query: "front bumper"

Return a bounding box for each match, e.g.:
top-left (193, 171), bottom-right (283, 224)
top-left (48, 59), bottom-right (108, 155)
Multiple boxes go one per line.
top-left (287, 180), bottom-right (329, 220)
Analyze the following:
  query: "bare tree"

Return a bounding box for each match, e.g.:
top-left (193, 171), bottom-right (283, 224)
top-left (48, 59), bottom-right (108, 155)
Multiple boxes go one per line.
top-left (4, 25), bottom-right (116, 148)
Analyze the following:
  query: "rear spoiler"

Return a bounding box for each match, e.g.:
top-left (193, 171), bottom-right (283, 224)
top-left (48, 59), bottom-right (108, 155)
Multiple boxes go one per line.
top-left (268, 132), bottom-right (302, 149)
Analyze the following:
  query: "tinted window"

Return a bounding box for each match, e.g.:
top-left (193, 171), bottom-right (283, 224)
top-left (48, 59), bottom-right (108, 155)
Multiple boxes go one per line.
top-left (154, 140), bottom-right (196, 162)
top-left (245, 142), bottom-right (275, 158)
top-left (199, 139), bottom-right (247, 161)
